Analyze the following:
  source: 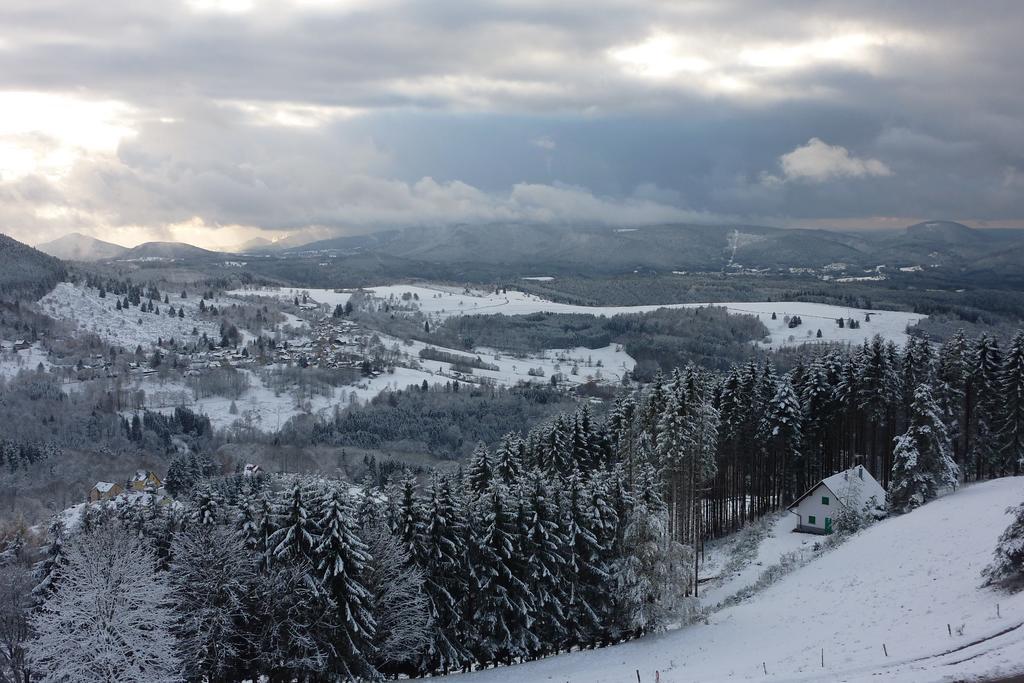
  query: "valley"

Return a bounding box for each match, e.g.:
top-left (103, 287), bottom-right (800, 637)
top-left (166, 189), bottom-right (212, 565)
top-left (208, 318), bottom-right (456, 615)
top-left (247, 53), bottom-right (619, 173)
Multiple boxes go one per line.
top-left (0, 222), bottom-right (1022, 683)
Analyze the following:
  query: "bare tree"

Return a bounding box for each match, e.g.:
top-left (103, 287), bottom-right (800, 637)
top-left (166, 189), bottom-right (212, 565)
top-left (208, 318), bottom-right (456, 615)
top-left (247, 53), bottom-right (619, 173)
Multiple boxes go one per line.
top-left (26, 524), bottom-right (180, 682)
top-left (361, 519), bottom-right (430, 667)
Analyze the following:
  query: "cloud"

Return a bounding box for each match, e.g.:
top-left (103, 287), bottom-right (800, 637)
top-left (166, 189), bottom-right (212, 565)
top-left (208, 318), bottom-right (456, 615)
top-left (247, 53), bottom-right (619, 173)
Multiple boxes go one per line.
top-left (772, 138), bottom-right (892, 183)
top-left (0, 1), bottom-right (1023, 241)
top-left (531, 136), bottom-right (556, 151)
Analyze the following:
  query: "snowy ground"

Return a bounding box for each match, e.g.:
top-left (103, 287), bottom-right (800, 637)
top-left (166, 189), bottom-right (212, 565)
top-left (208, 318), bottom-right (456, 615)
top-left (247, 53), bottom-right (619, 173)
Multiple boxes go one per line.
top-left (699, 513), bottom-right (814, 609)
top-left (375, 332), bottom-right (635, 388)
top-left (450, 478), bottom-right (1024, 683)
top-left (0, 342), bottom-right (52, 379)
top-left (133, 369), bottom-right (339, 431)
top-left (229, 284), bottom-right (925, 349)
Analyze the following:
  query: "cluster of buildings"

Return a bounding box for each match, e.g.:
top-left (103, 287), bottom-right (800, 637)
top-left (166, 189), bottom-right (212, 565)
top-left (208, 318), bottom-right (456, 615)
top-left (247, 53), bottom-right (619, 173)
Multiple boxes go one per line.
top-left (88, 470), bottom-right (170, 505)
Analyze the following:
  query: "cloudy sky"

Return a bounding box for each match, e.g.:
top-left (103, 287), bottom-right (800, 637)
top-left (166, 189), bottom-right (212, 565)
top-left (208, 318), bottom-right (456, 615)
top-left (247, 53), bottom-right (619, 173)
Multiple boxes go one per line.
top-left (1, 0), bottom-right (1022, 249)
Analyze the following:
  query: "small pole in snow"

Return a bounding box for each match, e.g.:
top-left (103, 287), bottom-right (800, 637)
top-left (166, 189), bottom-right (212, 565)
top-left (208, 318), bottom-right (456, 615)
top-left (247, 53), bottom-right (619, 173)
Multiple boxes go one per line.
top-left (763, 662), bottom-right (767, 676)
top-left (821, 648), bottom-right (824, 667)
top-left (947, 623), bottom-right (952, 637)
top-left (882, 643), bottom-right (888, 657)
top-left (997, 603), bottom-right (1001, 618)
top-left (636, 669), bottom-right (641, 683)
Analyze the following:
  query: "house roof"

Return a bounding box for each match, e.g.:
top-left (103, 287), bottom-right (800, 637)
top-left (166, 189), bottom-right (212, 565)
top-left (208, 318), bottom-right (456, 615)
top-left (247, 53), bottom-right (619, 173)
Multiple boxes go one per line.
top-left (94, 481), bottom-right (117, 492)
top-left (787, 465), bottom-right (887, 511)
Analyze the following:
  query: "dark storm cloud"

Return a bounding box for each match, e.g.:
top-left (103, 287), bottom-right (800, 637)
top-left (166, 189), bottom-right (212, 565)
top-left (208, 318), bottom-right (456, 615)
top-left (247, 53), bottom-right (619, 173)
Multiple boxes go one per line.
top-left (0, 0), bottom-right (1021, 246)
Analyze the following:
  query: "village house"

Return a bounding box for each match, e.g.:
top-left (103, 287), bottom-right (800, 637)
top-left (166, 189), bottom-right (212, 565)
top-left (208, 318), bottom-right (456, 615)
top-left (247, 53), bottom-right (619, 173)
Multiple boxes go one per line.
top-left (787, 464), bottom-right (886, 534)
top-left (88, 481), bottom-right (124, 502)
top-left (129, 470), bottom-right (163, 491)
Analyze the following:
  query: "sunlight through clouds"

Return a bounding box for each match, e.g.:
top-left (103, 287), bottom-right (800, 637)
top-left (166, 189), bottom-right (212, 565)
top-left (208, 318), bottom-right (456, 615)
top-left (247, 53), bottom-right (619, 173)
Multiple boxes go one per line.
top-left (0, 92), bottom-right (136, 181)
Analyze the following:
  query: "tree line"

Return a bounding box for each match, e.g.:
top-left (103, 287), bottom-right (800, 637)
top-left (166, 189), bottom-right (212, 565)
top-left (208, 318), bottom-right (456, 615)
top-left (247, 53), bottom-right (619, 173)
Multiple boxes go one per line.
top-left (12, 455), bottom-right (690, 681)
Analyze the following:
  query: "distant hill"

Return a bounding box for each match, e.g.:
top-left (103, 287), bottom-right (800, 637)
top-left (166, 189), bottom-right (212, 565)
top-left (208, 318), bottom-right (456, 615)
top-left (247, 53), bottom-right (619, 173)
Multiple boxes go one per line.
top-left (36, 232), bottom-right (128, 261)
top-left (0, 233), bottom-right (66, 299)
top-left (902, 220), bottom-right (989, 245)
top-left (292, 223), bottom-right (877, 272)
top-left (120, 241), bottom-right (221, 260)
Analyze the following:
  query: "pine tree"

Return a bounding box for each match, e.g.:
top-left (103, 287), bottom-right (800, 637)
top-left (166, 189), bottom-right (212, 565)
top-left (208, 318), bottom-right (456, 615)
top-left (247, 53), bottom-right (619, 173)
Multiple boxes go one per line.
top-left (1000, 332), bottom-right (1024, 474)
top-left (608, 394), bottom-right (639, 483)
top-left (758, 377), bottom-right (803, 507)
top-left (889, 383), bottom-right (959, 512)
top-left (270, 481), bottom-right (319, 564)
top-left (314, 485), bottom-right (379, 680)
top-left (585, 470), bottom-right (620, 644)
top-left (615, 461), bottom-right (685, 636)
top-left (981, 501), bottom-right (1024, 588)
top-left (471, 481), bottom-right (534, 664)
top-left (938, 329), bottom-right (970, 467)
top-left (570, 404), bottom-right (599, 471)
top-left (418, 476), bottom-right (471, 674)
top-left (31, 516), bottom-right (66, 599)
top-left (169, 524), bottom-right (257, 681)
top-left (191, 486), bottom-right (222, 526)
top-left (519, 470), bottom-right (567, 656)
top-left (968, 334), bottom-right (1004, 479)
top-left (494, 434), bottom-right (522, 484)
top-left (560, 472), bottom-right (606, 648)
top-left (467, 443), bottom-right (493, 496)
top-left (238, 492), bottom-right (275, 572)
top-left (395, 475), bottom-right (423, 558)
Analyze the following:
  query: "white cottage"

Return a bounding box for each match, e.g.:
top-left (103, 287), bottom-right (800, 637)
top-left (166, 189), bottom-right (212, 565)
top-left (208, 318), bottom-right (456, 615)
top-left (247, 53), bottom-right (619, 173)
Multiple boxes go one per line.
top-left (787, 465), bottom-right (886, 534)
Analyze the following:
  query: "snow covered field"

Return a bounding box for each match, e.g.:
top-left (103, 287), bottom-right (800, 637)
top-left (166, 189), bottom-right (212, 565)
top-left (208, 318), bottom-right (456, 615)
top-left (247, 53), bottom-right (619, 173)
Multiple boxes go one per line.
top-left (133, 370), bottom-right (340, 431)
top-left (0, 342), bottom-right (51, 379)
top-left (229, 284), bottom-right (925, 348)
top-left (452, 478), bottom-right (1024, 683)
top-left (375, 332), bottom-right (635, 388)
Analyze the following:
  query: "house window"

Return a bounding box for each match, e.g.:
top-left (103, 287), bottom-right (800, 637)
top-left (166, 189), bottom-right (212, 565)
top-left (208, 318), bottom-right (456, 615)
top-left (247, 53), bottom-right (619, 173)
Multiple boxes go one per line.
top-left (808, 515), bottom-right (817, 525)
top-left (822, 496), bottom-right (830, 505)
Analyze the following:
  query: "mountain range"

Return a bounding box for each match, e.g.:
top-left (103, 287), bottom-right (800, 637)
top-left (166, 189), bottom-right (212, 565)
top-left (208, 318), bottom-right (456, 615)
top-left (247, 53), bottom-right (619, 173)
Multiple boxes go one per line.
top-left (277, 220), bottom-right (1024, 275)
top-left (20, 220), bottom-right (1024, 284)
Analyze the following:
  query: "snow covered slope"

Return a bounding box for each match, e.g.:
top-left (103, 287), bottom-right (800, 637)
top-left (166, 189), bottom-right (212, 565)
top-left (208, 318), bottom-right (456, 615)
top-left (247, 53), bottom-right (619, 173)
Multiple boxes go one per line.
top-left (230, 284), bottom-right (925, 348)
top-left (40, 283), bottom-right (222, 349)
top-left (452, 478), bottom-right (1024, 683)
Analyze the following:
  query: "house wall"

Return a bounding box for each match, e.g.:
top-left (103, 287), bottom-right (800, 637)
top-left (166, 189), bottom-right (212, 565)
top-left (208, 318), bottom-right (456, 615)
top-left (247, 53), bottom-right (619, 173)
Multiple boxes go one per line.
top-left (794, 484), bottom-right (842, 533)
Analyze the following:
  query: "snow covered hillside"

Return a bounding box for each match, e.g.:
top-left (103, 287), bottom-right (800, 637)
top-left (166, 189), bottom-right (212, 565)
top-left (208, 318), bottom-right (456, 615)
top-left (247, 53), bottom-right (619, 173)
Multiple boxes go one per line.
top-left (39, 282), bottom-right (222, 349)
top-left (453, 478), bottom-right (1024, 683)
top-left (229, 284), bottom-right (925, 348)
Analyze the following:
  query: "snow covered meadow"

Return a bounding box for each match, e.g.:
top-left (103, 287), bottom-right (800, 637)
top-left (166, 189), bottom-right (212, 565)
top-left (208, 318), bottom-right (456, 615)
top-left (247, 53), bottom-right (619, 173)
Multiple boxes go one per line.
top-left (0, 342), bottom-right (50, 379)
top-left (451, 478), bottom-right (1024, 683)
top-left (229, 283), bottom-right (926, 349)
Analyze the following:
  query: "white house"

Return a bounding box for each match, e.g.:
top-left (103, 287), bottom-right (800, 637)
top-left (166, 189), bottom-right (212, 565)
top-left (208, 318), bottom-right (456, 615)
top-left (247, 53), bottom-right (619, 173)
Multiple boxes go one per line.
top-left (787, 465), bottom-right (886, 534)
